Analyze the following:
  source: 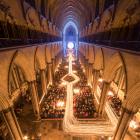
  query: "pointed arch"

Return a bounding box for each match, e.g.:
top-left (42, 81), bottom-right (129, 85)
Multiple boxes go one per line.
top-left (63, 21), bottom-right (79, 57)
top-left (9, 50), bottom-right (36, 83)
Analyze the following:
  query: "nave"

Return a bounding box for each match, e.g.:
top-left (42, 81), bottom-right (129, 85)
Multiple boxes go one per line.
top-left (0, 0), bottom-right (140, 140)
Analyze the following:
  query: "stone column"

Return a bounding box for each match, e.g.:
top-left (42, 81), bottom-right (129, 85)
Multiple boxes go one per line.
top-left (54, 56), bottom-right (57, 71)
top-left (113, 107), bottom-right (135, 140)
top-left (98, 81), bottom-right (110, 117)
top-left (88, 63), bottom-right (93, 86)
top-left (47, 63), bottom-right (53, 85)
top-left (54, 56), bottom-right (58, 70)
top-left (81, 55), bottom-right (85, 67)
top-left (30, 81), bottom-right (40, 119)
top-left (91, 69), bottom-right (95, 92)
top-left (40, 69), bottom-right (47, 95)
top-left (51, 58), bottom-right (55, 80)
top-left (93, 69), bottom-right (100, 93)
top-left (85, 59), bottom-right (89, 77)
top-left (2, 107), bottom-right (23, 140)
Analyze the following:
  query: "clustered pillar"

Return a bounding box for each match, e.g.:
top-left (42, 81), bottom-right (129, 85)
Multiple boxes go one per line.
top-left (88, 63), bottom-right (93, 86)
top-left (98, 81), bottom-right (110, 117)
top-left (113, 107), bottom-right (135, 140)
top-left (2, 107), bottom-right (23, 140)
top-left (40, 69), bottom-right (47, 96)
top-left (47, 62), bottom-right (53, 85)
top-left (92, 69), bottom-right (100, 93)
top-left (30, 81), bottom-right (40, 120)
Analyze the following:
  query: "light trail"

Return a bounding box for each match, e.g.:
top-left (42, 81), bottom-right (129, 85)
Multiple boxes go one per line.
top-left (62, 50), bottom-right (116, 137)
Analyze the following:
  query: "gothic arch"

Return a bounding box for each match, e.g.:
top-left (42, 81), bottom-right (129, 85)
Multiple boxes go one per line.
top-left (9, 49), bottom-right (36, 82)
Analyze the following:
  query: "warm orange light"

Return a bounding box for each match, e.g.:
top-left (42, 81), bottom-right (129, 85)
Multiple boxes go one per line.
top-left (60, 81), bottom-right (67, 86)
top-left (73, 88), bottom-right (80, 94)
top-left (56, 101), bottom-right (65, 108)
top-left (98, 78), bottom-right (103, 82)
top-left (108, 137), bottom-right (112, 140)
top-left (108, 91), bottom-right (114, 96)
top-left (73, 70), bottom-right (77, 73)
top-left (23, 136), bottom-right (28, 140)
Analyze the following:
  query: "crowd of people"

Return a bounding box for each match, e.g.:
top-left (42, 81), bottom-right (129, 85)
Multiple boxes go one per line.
top-left (73, 61), bottom-right (87, 87)
top-left (108, 95), bottom-right (122, 116)
top-left (73, 62), bottom-right (97, 118)
top-left (40, 85), bottom-right (66, 119)
top-left (74, 86), bottom-right (97, 118)
top-left (41, 58), bottom-right (97, 119)
top-left (54, 61), bottom-right (68, 84)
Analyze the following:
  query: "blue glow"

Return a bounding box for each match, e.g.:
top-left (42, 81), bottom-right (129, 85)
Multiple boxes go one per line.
top-left (63, 21), bottom-right (79, 58)
top-left (67, 42), bottom-right (74, 49)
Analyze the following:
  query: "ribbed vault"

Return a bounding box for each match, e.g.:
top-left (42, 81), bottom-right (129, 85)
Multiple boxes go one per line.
top-left (46, 0), bottom-right (96, 29)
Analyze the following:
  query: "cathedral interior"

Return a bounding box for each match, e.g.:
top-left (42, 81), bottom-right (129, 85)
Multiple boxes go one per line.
top-left (0, 0), bottom-right (140, 140)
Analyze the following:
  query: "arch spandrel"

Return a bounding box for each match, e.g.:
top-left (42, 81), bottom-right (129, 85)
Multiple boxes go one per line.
top-left (88, 46), bottom-right (95, 64)
top-left (45, 45), bottom-right (52, 63)
top-left (94, 47), bottom-right (104, 70)
top-left (35, 45), bottom-right (46, 70)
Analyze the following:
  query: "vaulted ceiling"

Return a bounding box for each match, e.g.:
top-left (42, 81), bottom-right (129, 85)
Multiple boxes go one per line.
top-left (45, 0), bottom-right (97, 30)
